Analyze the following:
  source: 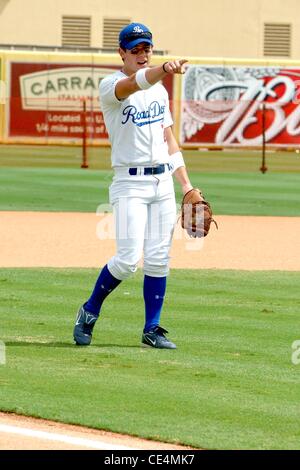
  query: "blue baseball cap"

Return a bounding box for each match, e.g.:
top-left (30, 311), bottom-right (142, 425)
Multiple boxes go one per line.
top-left (119, 23), bottom-right (153, 50)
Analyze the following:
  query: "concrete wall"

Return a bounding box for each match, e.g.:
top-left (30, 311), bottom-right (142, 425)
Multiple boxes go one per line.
top-left (0, 0), bottom-right (299, 58)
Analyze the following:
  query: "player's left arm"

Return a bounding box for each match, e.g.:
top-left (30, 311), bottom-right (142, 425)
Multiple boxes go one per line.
top-left (165, 126), bottom-right (193, 195)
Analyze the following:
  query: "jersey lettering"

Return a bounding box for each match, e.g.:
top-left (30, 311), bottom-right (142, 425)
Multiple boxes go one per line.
top-left (122, 101), bottom-right (165, 126)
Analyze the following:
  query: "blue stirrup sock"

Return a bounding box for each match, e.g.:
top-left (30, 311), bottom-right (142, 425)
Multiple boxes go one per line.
top-left (84, 265), bottom-right (121, 316)
top-left (143, 275), bottom-right (167, 333)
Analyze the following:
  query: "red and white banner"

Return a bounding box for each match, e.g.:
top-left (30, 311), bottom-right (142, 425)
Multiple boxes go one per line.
top-left (8, 62), bottom-right (174, 142)
top-left (180, 65), bottom-right (300, 147)
top-left (8, 63), bottom-right (117, 140)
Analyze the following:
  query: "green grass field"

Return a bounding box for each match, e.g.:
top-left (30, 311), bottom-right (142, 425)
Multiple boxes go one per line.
top-left (0, 144), bottom-right (300, 449)
top-left (0, 268), bottom-right (300, 450)
top-left (0, 145), bottom-right (299, 215)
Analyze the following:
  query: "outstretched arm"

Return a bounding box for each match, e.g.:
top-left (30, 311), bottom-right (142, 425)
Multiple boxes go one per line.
top-left (115, 60), bottom-right (188, 100)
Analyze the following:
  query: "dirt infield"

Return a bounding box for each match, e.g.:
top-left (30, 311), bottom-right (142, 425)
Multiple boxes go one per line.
top-left (0, 412), bottom-right (194, 450)
top-left (1, 210), bottom-right (300, 449)
top-left (0, 211), bottom-right (300, 270)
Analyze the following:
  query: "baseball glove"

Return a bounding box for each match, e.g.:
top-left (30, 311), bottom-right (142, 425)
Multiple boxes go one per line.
top-left (181, 188), bottom-right (218, 238)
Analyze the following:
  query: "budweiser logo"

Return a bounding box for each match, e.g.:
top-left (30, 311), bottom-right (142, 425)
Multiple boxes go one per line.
top-left (181, 66), bottom-right (300, 146)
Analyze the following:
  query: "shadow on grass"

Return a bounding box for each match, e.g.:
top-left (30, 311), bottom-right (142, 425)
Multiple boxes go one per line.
top-left (5, 341), bottom-right (141, 349)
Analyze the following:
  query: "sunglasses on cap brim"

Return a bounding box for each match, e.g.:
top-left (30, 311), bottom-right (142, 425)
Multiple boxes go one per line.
top-left (120, 31), bottom-right (153, 43)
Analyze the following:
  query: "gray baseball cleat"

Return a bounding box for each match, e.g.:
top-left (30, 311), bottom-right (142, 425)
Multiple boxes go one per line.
top-left (73, 305), bottom-right (98, 346)
top-left (141, 326), bottom-right (177, 349)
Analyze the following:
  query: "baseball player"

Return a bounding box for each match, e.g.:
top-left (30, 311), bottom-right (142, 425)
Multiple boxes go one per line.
top-left (73, 22), bottom-right (193, 349)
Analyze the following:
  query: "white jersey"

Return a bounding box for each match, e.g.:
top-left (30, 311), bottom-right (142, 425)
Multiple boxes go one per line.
top-left (99, 70), bottom-right (173, 168)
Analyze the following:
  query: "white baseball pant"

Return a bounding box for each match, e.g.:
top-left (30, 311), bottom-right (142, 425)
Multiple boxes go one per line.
top-left (107, 171), bottom-right (177, 280)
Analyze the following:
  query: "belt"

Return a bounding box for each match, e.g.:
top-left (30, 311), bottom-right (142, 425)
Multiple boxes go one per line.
top-left (128, 163), bottom-right (171, 176)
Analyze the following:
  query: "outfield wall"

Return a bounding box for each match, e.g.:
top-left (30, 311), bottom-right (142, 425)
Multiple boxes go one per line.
top-left (1, 50), bottom-right (300, 149)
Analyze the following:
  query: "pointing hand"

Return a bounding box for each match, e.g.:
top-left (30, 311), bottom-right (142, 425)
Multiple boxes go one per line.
top-left (162, 59), bottom-right (188, 74)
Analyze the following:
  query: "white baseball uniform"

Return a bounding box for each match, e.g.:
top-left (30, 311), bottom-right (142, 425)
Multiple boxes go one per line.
top-left (99, 71), bottom-right (177, 280)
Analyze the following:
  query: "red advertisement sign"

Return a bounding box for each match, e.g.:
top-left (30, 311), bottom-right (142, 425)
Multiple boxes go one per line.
top-left (9, 62), bottom-right (173, 141)
top-left (180, 66), bottom-right (300, 147)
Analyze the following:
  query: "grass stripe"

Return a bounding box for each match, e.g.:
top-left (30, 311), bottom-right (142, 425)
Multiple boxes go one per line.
top-left (1, 268), bottom-right (300, 449)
